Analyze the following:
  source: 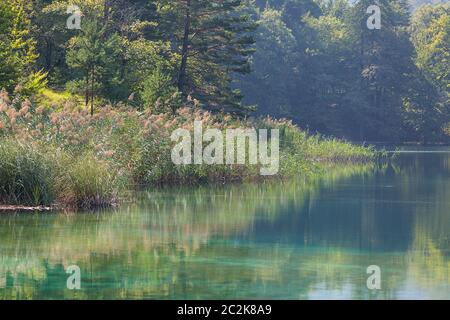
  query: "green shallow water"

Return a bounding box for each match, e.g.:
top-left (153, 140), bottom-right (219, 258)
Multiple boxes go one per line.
top-left (1, 148), bottom-right (449, 300)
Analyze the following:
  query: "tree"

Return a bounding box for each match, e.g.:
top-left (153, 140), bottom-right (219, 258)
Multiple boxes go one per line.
top-left (411, 3), bottom-right (449, 100)
top-left (40, 0), bottom-right (177, 108)
top-left (0, 1), bottom-right (17, 91)
top-left (410, 3), bottom-right (450, 141)
top-left (240, 8), bottom-right (296, 118)
top-left (344, 0), bottom-right (417, 141)
top-left (157, 0), bottom-right (256, 114)
top-left (0, 0), bottom-right (46, 95)
top-left (240, 0), bottom-right (446, 142)
top-left (409, 0), bottom-right (447, 11)
top-left (66, 17), bottom-right (122, 114)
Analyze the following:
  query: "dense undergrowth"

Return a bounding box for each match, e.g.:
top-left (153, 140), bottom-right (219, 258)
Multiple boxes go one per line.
top-left (0, 90), bottom-right (379, 209)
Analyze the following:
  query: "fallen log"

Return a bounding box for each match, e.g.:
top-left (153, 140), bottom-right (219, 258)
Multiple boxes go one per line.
top-left (0, 205), bottom-right (53, 212)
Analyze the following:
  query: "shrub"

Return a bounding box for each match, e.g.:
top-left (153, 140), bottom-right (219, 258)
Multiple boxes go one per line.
top-left (0, 89), bottom-right (379, 209)
top-left (55, 153), bottom-right (120, 209)
top-left (0, 139), bottom-right (55, 206)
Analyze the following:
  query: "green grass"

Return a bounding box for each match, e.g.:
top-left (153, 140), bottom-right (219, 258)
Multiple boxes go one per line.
top-left (0, 91), bottom-right (381, 209)
top-left (36, 88), bottom-right (82, 108)
top-left (55, 153), bottom-right (120, 209)
top-left (0, 139), bottom-right (55, 206)
top-left (0, 140), bottom-right (120, 209)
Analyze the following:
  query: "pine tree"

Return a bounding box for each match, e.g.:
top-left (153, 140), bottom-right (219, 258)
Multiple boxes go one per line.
top-left (66, 17), bottom-right (122, 114)
top-left (0, 0), bottom-right (46, 95)
top-left (347, 0), bottom-right (417, 141)
top-left (409, 3), bottom-right (450, 142)
top-left (158, 0), bottom-right (256, 114)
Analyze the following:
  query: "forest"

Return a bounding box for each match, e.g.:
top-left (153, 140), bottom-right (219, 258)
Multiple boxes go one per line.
top-left (0, 0), bottom-right (448, 144)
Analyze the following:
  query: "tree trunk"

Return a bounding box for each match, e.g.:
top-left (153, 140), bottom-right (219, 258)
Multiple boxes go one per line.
top-left (177, 0), bottom-right (191, 94)
top-left (45, 38), bottom-right (52, 71)
top-left (91, 68), bottom-right (95, 116)
top-left (85, 70), bottom-right (90, 108)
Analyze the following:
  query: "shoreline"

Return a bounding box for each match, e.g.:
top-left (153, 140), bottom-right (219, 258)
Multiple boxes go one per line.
top-left (1, 99), bottom-right (380, 211)
top-left (0, 158), bottom-right (380, 213)
top-left (0, 205), bottom-right (52, 213)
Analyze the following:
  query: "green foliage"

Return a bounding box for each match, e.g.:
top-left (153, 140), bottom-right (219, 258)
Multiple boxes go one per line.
top-left (411, 3), bottom-right (450, 99)
top-left (410, 3), bottom-right (450, 140)
top-left (55, 153), bottom-right (119, 209)
top-left (409, 0), bottom-right (448, 10)
top-left (0, 0), bottom-right (46, 95)
top-left (0, 90), bottom-right (377, 208)
top-left (158, 0), bottom-right (257, 114)
top-left (2, 0), bottom-right (448, 144)
top-left (0, 134), bottom-right (120, 209)
top-left (241, 0), bottom-right (449, 142)
top-left (239, 8), bottom-right (297, 118)
top-left (124, 39), bottom-right (178, 107)
top-left (0, 139), bottom-right (55, 206)
top-left (141, 66), bottom-right (177, 108)
top-left (66, 16), bottom-right (123, 111)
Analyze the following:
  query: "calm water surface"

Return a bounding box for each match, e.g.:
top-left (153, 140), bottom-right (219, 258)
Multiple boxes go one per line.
top-left (1, 148), bottom-right (449, 300)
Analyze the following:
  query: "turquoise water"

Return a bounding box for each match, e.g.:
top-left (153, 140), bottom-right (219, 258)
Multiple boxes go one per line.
top-left (0, 148), bottom-right (449, 299)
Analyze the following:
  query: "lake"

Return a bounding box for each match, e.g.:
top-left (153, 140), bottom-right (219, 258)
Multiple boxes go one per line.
top-left (0, 147), bottom-right (449, 300)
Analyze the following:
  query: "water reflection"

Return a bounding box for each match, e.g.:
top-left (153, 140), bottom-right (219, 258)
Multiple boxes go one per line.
top-left (0, 151), bottom-right (449, 300)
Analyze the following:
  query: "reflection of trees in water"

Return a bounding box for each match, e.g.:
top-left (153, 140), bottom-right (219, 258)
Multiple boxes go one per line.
top-left (295, 152), bottom-right (450, 252)
top-left (403, 166), bottom-right (450, 298)
top-left (407, 225), bottom-right (450, 295)
top-left (0, 163), bottom-right (377, 299)
top-left (0, 163), bottom-right (377, 259)
top-left (0, 157), bottom-right (449, 299)
top-left (250, 162), bottom-right (414, 251)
